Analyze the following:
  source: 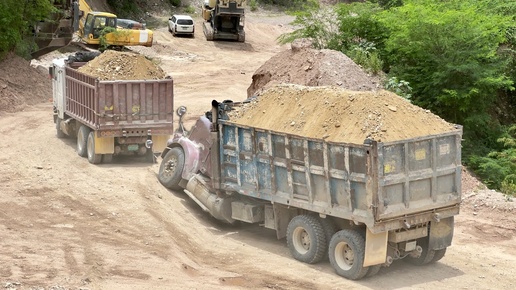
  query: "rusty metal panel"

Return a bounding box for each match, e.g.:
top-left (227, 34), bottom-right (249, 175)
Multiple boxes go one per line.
top-left (219, 122), bottom-right (462, 230)
top-left (376, 129), bottom-right (462, 220)
top-left (64, 65), bottom-right (174, 136)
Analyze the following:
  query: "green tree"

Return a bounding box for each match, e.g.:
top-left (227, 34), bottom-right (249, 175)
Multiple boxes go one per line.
top-left (377, 0), bottom-right (513, 125)
top-left (0, 0), bottom-right (54, 58)
top-left (470, 125), bottom-right (516, 195)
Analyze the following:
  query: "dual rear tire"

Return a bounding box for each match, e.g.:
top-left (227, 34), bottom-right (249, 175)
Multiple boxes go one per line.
top-left (286, 215), bottom-right (384, 280)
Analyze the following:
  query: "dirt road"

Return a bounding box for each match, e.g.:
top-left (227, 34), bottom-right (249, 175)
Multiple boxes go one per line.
top-left (1, 12), bottom-right (515, 290)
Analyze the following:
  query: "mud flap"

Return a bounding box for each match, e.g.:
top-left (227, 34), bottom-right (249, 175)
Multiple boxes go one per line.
top-left (364, 227), bottom-right (388, 267)
top-left (151, 135), bottom-right (168, 153)
top-left (429, 216), bottom-right (454, 250)
top-left (94, 136), bottom-right (114, 154)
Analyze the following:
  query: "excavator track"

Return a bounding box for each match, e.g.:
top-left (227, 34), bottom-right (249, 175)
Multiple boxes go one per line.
top-left (203, 22), bottom-right (214, 41)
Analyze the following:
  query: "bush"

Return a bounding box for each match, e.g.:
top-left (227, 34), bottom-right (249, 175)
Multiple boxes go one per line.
top-left (184, 5), bottom-right (195, 14)
top-left (469, 125), bottom-right (516, 195)
top-left (250, 0), bottom-right (258, 11)
top-left (169, 0), bottom-right (181, 7)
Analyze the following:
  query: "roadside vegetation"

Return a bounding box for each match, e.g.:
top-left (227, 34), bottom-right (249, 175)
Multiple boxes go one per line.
top-left (279, 0), bottom-right (516, 195)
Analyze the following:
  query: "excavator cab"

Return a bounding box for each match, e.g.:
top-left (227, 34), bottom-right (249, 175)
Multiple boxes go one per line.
top-left (82, 12), bottom-right (117, 40)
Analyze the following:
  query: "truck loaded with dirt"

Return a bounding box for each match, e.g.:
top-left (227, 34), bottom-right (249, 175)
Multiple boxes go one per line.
top-left (50, 50), bottom-right (173, 163)
top-left (158, 83), bottom-right (462, 280)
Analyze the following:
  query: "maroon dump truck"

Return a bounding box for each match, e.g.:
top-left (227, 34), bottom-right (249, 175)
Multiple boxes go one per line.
top-left (50, 57), bottom-right (174, 164)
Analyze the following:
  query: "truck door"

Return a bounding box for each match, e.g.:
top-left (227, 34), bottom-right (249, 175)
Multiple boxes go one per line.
top-left (52, 63), bottom-right (66, 119)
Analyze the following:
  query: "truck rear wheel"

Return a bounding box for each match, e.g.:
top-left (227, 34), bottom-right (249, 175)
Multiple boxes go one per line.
top-left (56, 118), bottom-right (66, 138)
top-left (365, 265), bottom-right (381, 278)
top-left (319, 217), bottom-right (337, 259)
top-left (404, 237), bottom-right (435, 265)
top-left (431, 248), bottom-right (447, 263)
top-left (158, 147), bottom-right (185, 190)
top-left (77, 125), bottom-right (90, 157)
top-left (329, 229), bottom-right (369, 280)
top-left (286, 215), bottom-right (326, 264)
top-left (87, 131), bottom-right (102, 164)
top-left (102, 154), bottom-right (113, 163)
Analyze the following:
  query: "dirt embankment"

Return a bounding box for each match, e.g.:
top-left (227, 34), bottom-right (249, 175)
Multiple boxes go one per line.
top-left (0, 54), bottom-right (52, 113)
top-left (247, 40), bottom-right (382, 98)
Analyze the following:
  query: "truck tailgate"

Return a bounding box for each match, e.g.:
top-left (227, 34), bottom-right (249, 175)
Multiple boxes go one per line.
top-left (375, 129), bottom-right (462, 220)
top-left (65, 66), bottom-right (174, 133)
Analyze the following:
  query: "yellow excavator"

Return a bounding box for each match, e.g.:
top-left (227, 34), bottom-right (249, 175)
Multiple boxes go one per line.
top-left (32, 0), bottom-right (153, 58)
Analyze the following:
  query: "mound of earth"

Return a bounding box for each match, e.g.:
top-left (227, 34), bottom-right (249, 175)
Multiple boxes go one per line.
top-left (77, 50), bottom-right (166, 80)
top-left (230, 84), bottom-right (458, 143)
top-left (247, 41), bottom-right (381, 98)
top-left (0, 53), bottom-right (52, 113)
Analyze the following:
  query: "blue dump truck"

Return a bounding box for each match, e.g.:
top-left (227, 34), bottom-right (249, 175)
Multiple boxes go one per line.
top-left (158, 95), bottom-right (462, 280)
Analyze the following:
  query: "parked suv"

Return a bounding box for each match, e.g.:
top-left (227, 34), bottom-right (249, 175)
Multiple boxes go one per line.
top-left (168, 15), bottom-right (194, 36)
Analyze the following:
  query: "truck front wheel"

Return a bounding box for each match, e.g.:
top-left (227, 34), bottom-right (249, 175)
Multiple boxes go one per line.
top-left (158, 147), bottom-right (185, 190)
top-left (87, 131), bottom-right (102, 164)
top-left (329, 229), bottom-right (369, 280)
top-left (56, 118), bottom-right (66, 139)
top-left (286, 215), bottom-right (326, 264)
top-left (77, 125), bottom-right (90, 157)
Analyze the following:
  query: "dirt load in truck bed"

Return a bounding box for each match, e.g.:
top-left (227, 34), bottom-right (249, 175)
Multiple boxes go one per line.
top-left (230, 84), bottom-right (457, 143)
top-left (77, 50), bottom-right (166, 80)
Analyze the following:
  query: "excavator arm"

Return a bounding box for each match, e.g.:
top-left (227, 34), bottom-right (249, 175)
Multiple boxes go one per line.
top-left (31, 0), bottom-right (152, 59)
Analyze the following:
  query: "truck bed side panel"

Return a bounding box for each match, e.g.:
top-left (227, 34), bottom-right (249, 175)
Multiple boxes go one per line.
top-left (219, 123), bottom-right (375, 223)
top-left (220, 122), bottom-right (462, 228)
top-left (65, 66), bottom-right (174, 134)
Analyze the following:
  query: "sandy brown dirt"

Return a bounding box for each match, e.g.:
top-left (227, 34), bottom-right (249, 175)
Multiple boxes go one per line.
top-left (1, 11), bottom-right (516, 290)
top-left (247, 43), bottom-right (381, 98)
top-left (0, 54), bottom-right (52, 113)
top-left (230, 85), bottom-right (457, 143)
top-left (77, 50), bottom-right (166, 80)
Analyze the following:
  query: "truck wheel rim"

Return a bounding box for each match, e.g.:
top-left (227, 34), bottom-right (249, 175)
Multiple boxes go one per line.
top-left (335, 242), bottom-right (354, 271)
top-left (163, 156), bottom-right (178, 177)
top-left (292, 227), bottom-right (310, 254)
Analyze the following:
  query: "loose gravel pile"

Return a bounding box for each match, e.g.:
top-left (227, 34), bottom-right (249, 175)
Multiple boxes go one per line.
top-left (77, 50), bottom-right (166, 80)
top-left (230, 84), bottom-right (458, 143)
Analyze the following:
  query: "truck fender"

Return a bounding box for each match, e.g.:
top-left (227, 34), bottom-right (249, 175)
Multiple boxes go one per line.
top-left (162, 137), bottom-right (202, 182)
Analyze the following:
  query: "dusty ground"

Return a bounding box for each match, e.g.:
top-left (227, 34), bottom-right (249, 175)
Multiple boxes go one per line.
top-left (1, 11), bottom-right (516, 290)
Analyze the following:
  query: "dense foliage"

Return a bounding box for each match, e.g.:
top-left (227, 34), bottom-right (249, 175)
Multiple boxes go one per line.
top-left (280, 0), bottom-right (516, 194)
top-left (0, 0), bottom-right (54, 58)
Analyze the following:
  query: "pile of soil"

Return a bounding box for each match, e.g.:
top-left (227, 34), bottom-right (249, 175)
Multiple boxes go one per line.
top-left (230, 84), bottom-right (458, 143)
top-left (247, 40), bottom-right (381, 98)
top-left (0, 53), bottom-right (52, 113)
top-left (77, 50), bottom-right (166, 80)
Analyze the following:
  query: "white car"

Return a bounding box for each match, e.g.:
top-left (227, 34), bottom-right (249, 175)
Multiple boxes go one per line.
top-left (168, 15), bottom-right (194, 37)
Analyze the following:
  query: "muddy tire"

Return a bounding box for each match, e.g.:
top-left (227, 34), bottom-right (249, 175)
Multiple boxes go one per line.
top-left (87, 131), bottom-right (102, 164)
top-left (365, 265), bottom-right (381, 278)
top-left (158, 147), bottom-right (185, 190)
top-left (329, 229), bottom-right (369, 280)
top-left (56, 118), bottom-right (66, 138)
top-left (405, 237), bottom-right (435, 265)
top-left (432, 248), bottom-right (447, 263)
top-left (77, 125), bottom-right (90, 157)
top-left (286, 215), bottom-right (326, 264)
top-left (102, 154), bottom-right (113, 163)
top-left (319, 217), bottom-right (337, 259)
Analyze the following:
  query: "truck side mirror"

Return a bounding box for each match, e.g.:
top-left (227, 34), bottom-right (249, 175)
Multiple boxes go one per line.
top-left (176, 106), bottom-right (187, 117)
top-left (48, 67), bottom-right (54, 79)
